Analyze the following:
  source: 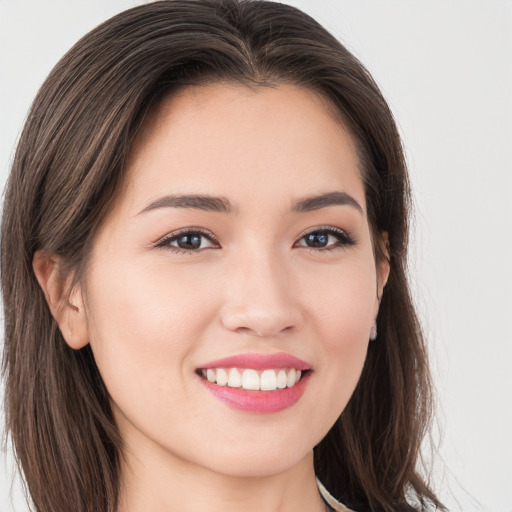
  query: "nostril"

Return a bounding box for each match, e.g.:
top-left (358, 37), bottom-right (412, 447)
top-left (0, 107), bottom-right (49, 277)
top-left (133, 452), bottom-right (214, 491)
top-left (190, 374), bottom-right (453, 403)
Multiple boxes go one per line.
top-left (220, 298), bottom-right (303, 337)
top-left (234, 325), bottom-right (295, 337)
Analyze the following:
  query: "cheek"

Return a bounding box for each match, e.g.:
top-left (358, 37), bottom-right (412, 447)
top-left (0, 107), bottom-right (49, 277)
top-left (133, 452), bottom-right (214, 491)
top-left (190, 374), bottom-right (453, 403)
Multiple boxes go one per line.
top-left (83, 260), bottom-right (218, 399)
top-left (305, 257), bottom-right (376, 343)
top-left (302, 259), bottom-right (375, 416)
top-left (319, 294), bottom-right (372, 390)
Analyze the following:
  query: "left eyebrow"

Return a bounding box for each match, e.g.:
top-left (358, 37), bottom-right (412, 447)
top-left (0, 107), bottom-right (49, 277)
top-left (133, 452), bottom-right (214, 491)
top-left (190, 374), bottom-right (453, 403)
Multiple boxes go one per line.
top-left (138, 194), bottom-right (235, 215)
top-left (292, 191), bottom-right (363, 214)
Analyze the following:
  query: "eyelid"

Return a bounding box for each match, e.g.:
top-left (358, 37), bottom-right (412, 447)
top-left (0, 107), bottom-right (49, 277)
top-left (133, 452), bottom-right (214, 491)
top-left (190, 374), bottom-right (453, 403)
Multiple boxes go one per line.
top-left (152, 225), bottom-right (355, 253)
top-left (153, 227), bottom-right (220, 250)
top-left (294, 225), bottom-right (356, 250)
top-left (296, 225), bottom-right (349, 240)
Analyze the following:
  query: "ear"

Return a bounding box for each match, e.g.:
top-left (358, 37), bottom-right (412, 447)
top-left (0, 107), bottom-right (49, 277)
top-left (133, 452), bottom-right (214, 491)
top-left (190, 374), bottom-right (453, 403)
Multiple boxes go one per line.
top-left (33, 251), bottom-right (89, 350)
top-left (376, 232), bottom-right (390, 300)
top-left (372, 232), bottom-right (390, 321)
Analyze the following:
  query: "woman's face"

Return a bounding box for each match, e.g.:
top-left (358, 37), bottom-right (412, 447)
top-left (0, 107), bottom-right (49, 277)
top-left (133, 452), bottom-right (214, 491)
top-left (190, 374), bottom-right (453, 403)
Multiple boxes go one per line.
top-left (78, 83), bottom-right (388, 478)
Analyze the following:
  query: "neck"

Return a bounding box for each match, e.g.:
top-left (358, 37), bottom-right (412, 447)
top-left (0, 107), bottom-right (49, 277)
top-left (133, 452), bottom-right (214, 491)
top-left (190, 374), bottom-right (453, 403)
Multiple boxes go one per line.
top-left (117, 448), bottom-right (327, 512)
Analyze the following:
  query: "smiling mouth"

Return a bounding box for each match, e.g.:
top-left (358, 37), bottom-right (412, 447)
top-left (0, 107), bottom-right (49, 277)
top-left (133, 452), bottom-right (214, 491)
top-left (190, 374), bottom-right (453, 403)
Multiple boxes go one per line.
top-left (196, 367), bottom-right (309, 391)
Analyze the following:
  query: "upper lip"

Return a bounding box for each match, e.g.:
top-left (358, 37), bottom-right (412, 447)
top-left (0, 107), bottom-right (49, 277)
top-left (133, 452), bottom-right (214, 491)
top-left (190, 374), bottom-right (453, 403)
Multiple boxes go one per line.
top-left (198, 352), bottom-right (312, 371)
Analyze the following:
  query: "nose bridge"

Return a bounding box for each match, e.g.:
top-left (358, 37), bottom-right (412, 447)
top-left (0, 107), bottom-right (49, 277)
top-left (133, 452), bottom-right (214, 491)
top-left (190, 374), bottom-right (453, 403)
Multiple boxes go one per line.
top-left (220, 243), bottom-right (302, 337)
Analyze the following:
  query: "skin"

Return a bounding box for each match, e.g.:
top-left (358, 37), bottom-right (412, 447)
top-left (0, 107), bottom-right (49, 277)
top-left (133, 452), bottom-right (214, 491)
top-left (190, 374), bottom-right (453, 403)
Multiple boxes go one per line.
top-left (34, 83), bottom-right (389, 512)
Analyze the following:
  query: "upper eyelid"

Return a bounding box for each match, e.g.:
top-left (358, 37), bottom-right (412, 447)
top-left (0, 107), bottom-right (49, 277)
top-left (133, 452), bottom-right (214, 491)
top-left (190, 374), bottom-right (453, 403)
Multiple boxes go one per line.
top-left (293, 226), bottom-right (355, 249)
top-left (154, 225), bottom-right (353, 249)
top-left (153, 227), bottom-right (219, 247)
top-left (295, 225), bottom-right (350, 239)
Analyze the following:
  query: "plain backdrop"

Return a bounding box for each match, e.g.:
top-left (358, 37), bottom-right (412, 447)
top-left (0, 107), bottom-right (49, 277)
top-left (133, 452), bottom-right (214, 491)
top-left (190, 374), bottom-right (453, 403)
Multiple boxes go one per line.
top-left (1, 1), bottom-right (511, 511)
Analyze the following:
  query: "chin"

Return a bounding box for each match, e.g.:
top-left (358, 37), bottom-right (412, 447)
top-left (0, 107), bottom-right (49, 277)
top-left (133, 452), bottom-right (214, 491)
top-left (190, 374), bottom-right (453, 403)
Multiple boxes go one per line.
top-left (185, 427), bottom-right (320, 479)
top-left (205, 449), bottom-right (312, 479)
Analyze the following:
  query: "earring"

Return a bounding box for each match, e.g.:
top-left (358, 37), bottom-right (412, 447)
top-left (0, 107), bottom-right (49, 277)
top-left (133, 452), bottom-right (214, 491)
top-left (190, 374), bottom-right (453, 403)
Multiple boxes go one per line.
top-left (370, 324), bottom-right (377, 341)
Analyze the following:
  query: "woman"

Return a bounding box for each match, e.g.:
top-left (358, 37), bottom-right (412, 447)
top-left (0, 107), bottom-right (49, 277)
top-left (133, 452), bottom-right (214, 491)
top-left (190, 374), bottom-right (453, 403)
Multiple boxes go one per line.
top-left (1, 1), bottom-right (444, 511)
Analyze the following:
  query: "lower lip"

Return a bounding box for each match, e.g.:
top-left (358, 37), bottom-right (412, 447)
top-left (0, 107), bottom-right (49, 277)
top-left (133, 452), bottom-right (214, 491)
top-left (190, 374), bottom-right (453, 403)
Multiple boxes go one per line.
top-left (198, 372), bottom-right (311, 413)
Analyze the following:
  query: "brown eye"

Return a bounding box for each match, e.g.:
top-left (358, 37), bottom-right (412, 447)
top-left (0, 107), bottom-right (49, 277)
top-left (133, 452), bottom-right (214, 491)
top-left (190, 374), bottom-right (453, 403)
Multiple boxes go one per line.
top-left (295, 228), bottom-right (355, 251)
top-left (156, 230), bottom-right (219, 252)
top-left (175, 233), bottom-right (203, 250)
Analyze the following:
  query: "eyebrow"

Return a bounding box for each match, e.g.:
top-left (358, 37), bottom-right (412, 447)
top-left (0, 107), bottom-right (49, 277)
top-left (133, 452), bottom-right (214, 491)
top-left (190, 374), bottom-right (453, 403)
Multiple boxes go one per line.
top-left (292, 191), bottom-right (363, 214)
top-left (138, 195), bottom-right (234, 214)
top-left (138, 191), bottom-right (363, 215)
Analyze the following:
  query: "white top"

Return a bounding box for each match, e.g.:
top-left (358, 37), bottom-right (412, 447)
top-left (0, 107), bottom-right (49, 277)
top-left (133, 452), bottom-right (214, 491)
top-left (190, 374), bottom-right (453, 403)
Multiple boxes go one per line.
top-left (317, 478), bottom-right (354, 511)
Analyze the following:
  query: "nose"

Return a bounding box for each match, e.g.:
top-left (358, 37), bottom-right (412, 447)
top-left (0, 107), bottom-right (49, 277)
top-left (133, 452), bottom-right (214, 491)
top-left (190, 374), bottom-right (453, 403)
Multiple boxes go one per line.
top-left (219, 250), bottom-right (303, 338)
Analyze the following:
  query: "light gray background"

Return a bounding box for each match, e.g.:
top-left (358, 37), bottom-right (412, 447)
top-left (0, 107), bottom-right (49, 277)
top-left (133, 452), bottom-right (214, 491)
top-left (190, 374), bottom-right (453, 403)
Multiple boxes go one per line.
top-left (1, 1), bottom-right (511, 511)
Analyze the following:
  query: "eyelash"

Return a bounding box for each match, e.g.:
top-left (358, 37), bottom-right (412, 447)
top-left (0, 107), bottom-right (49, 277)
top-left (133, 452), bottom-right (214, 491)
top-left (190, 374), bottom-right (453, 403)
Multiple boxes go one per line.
top-left (154, 226), bottom-right (355, 255)
top-left (295, 226), bottom-right (356, 253)
top-left (154, 228), bottom-right (219, 255)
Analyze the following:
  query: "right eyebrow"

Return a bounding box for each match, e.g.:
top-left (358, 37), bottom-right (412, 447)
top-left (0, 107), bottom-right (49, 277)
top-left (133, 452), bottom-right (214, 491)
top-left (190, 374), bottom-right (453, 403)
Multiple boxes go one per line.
top-left (137, 194), bottom-right (235, 215)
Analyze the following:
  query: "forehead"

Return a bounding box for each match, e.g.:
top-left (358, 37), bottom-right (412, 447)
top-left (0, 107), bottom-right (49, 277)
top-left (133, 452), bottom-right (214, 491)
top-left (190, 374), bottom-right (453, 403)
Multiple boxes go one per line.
top-left (122, 82), bottom-right (365, 213)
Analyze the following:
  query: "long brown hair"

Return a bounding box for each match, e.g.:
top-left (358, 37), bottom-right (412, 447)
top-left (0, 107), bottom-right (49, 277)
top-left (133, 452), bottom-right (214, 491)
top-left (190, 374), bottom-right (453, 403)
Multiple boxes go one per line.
top-left (1, 1), bottom-right (443, 511)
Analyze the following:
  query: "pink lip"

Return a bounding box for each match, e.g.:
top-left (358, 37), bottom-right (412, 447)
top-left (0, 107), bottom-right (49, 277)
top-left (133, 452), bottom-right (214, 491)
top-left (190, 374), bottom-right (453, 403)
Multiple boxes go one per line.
top-left (196, 352), bottom-right (313, 414)
top-left (198, 371), bottom-right (311, 413)
top-left (199, 352), bottom-right (312, 371)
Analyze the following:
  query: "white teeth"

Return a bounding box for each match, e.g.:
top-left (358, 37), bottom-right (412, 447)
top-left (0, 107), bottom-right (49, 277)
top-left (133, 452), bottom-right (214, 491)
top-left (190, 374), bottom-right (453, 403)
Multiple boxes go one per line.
top-left (201, 368), bottom-right (304, 391)
top-left (286, 369), bottom-right (296, 388)
top-left (277, 369), bottom-right (287, 389)
top-left (260, 369), bottom-right (277, 390)
top-left (228, 368), bottom-right (242, 388)
top-left (242, 369), bottom-right (260, 390)
top-left (216, 368), bottom-right (228, 386)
